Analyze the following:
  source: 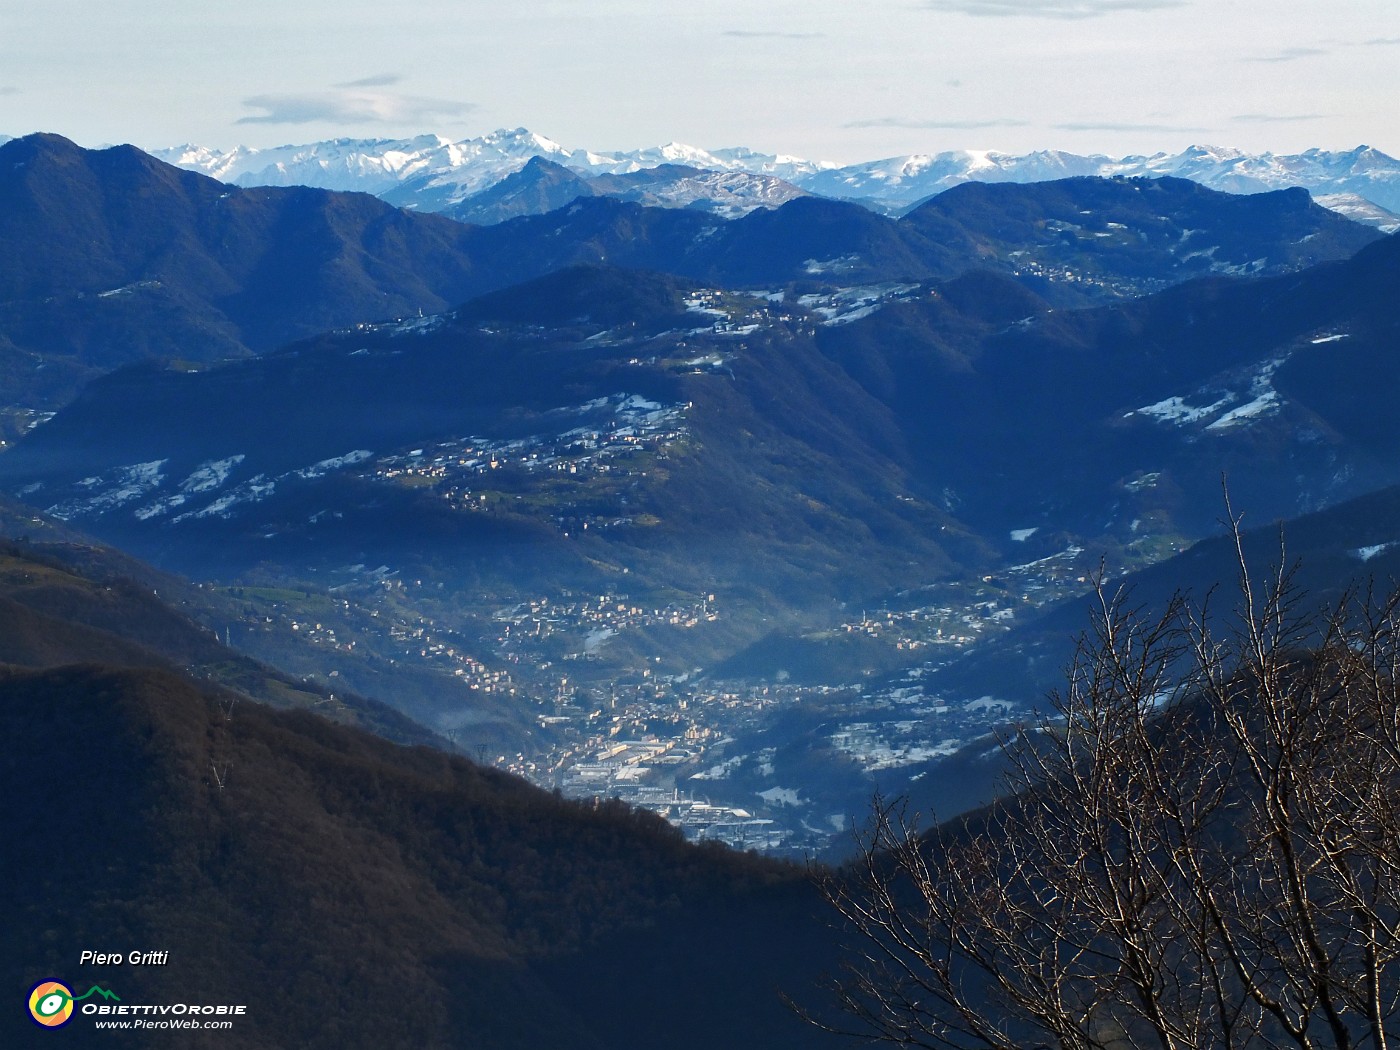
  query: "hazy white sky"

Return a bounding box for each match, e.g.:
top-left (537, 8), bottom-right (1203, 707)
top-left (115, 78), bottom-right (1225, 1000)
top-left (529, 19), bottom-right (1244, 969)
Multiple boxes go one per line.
top-left (1, 0), bottom-right (1396, 162)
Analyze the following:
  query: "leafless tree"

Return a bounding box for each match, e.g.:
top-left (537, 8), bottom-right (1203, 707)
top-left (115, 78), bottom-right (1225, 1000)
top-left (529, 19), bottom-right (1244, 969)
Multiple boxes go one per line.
top-left (818, 521), bottom-right (1400, 1050)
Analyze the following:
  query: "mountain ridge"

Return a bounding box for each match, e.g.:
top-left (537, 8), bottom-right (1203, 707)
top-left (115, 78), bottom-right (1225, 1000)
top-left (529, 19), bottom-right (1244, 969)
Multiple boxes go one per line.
top-left (152, 129), bottom-right (1400, 218)
top-left (3, 133), bottom-right (1374, 423)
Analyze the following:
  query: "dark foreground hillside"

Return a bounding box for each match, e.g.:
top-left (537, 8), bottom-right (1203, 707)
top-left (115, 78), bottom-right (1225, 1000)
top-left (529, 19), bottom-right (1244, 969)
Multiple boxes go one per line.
top-left (2, 663), bottom-right (849, 1049)
top-left (0, 533), bottom-right (448, 747)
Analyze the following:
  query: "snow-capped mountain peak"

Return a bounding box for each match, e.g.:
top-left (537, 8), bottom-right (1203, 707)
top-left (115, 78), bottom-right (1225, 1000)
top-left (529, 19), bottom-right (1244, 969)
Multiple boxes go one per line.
top-left (150, 129), bottom-right (1400, 223)
top-left (476, 126), bottom-right (571, 158)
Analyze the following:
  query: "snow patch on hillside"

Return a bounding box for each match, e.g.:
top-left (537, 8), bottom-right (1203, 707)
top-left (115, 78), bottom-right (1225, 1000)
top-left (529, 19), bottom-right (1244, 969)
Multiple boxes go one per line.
top-left (1206, 392), bottom-right (1278, 429)
top-left (796, 283), bottom-right (919, 324)
top-left (757, 787), bottom-right (804, 806)
top-left (294, 450), bottom-right (375, 480)
top-left (1130, 394), bottom-right (1234, 425)
top-left (802, 254), bottom-right (863, 276)
top-left (1352, 543), bottom-right (1398, 562)
top-left (180, 455), bottom-right (246, 493)
top-left (45, 460), bottom-right (167, 520)
top-left (175, 475), bottom-right (278, 521)
top-left (1205, 357), bottom-right (1286, 431)
top-left (98, 280), bottom-right (162, 298)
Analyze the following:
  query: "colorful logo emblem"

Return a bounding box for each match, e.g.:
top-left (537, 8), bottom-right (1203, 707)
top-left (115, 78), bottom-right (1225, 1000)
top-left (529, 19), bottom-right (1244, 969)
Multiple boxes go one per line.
top-left (27, 981), bottom-right (120, 1028)
top-left (28, 981), bottom-right (75, 1028)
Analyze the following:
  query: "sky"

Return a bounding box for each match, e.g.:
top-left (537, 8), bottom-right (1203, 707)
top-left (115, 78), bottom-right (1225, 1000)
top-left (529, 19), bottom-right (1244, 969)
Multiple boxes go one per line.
top-left (1, 0), bottom-right (1396, 164)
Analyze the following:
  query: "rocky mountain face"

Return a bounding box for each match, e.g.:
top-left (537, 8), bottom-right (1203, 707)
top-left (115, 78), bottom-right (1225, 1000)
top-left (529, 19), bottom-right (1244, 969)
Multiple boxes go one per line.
top-left (442, 158), bottom-right (810, 225)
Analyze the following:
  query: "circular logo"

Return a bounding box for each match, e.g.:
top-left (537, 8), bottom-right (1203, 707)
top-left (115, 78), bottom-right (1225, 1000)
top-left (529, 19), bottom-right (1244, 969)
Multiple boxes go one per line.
top-left (28, 980), bottom-right (75, 1028)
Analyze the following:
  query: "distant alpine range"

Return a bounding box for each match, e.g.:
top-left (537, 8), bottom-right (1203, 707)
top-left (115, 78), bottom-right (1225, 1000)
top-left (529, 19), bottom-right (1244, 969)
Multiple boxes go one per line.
top-left (149, 128), bottom-right (1400, 229)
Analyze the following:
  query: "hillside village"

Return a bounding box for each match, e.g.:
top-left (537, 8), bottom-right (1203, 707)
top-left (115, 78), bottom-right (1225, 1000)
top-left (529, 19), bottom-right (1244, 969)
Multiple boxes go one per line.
top-left (214, 533), bottom-right (1113, 854)
top-left (366, 391), bottom-right (690, 536)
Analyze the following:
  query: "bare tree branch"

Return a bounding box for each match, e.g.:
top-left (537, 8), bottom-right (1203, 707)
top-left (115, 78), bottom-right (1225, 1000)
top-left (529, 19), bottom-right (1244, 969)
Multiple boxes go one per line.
top-left (818, 518), bottom-right (1400, 1050)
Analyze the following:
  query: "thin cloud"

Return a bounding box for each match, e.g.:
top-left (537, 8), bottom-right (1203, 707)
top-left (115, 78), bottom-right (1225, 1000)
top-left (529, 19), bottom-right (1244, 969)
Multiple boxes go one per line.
top-left (924, 0), bottom-right (1186, 19)
top-left (237, 88), bottom-right (474, 126)
top-left (0, 86), bottom-right (18, 96)
top-left (335, 73), bottom-right (402, 88)
top-left (722, 30), bottom-right (825, 39)
top-left (845, 116), bottom-right (1030, 130)
top-left (1361, 37), bottom-right (1400, 46)
top-left (1244, 46), bottom-right (1328, 63)
top-left (1054, 120), bottom-right (1212, 133)
top-left (1231, 113), bottom-right (1326, 124)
